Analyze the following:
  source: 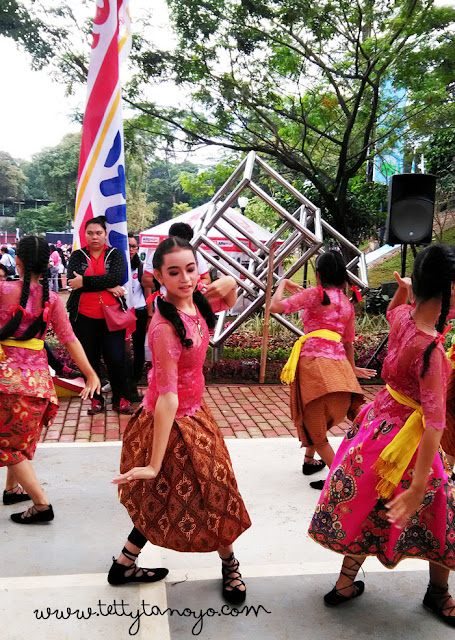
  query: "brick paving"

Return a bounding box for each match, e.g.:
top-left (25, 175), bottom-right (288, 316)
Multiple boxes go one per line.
top-left (39, 384), bottom-right (381, 443)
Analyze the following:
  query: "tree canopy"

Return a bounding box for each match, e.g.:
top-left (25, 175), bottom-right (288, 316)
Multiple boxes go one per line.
top-left (122, 0), bottom-right (455, 238)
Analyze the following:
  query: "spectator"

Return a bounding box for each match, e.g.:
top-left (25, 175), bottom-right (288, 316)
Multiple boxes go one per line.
top-left (127, 233), bottom-right (150, 399)
top-left (66, 216), bottom-right (133, 415)
top-left (49, 245), bottom-right (60, 292)
top-left (141, 222), bottom-right (211, 289)
top-left (1, 246), bottom-right (16, 276)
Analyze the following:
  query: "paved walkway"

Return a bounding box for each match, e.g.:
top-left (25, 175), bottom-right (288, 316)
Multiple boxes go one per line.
top-left (39, 385), bottom-right (381, 444)
top-left (0, 438), bottom-right (444, 639)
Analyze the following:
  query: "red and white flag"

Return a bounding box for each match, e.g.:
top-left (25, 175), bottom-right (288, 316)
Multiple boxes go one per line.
top-left (73, 0), bottom-right (132, 288)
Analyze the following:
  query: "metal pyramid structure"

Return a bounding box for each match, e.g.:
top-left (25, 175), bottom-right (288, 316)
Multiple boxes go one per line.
top-left (191, 151), bottom-right (369, 348)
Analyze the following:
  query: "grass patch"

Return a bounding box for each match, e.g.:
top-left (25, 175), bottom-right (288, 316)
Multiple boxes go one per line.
top-left (368, 227), bottom-right (455, 288)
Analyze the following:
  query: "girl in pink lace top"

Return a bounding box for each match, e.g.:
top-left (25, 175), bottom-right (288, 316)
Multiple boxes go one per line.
top-left (271, 251), bottom-right (374, 487)
top-left (143, 295), bottom-right (226, 418)
top-left (309, 244), bottom-right (455, 625)
top-left (111, 237), bottom-right (251, 604)
top-left (0, 236), bottom-right (100, 525)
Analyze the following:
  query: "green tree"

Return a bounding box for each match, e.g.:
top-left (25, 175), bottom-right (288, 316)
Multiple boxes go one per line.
top-left (426, 129), bottom-right (455, 240)
top-left (123, 0), bottom-right (455, 240)
top-left (0, 0), bottom-right (65, 67)
top-left (25, 133), bottom-right (81, 211)
top-left (126, 184), bottom-right (157, 234)
top-left (14, 203), bottom-right (72, 235)
top-left (171, 202), bottom-right (192, 217)
top-left (0, 151), bottom-right (27, 199)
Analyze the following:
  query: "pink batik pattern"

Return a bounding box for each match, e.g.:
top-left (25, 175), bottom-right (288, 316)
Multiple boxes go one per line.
top-left (373, 304), bottom-right (450, 430)
top-left (0, 281), bottom-right (75, 372)
top-left (143, 297), bottom-right (229, 418)
top-left (282, 286), bottom-right (355, 360)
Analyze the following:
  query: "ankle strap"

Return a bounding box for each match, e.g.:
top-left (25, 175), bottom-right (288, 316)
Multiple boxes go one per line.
top-left (122, 546), bottom-right (139, 562)
top-left (220, 551), bottom-right (235, 563)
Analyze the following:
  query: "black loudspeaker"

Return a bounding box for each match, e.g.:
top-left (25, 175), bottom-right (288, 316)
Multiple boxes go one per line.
top-left (385, 174), bottom-right (436, 245)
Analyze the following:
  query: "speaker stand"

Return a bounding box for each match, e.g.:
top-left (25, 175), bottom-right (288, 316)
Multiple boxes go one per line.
top-left (401, 243), bottom-right (407, 278)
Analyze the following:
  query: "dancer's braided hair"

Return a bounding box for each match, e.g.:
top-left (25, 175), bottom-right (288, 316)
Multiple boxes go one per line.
top-left (153, 237), bottom-right (216, 348)
top-left (0, 236), bottom-right (50, 341)
top-left (411, 243), bottom-right (455, 377)
top-left (315, 250), bottom-right (350, 305)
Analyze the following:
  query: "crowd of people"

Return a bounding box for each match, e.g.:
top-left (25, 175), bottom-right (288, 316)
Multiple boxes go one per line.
top-left (1, 225), bottom-right (455, 624)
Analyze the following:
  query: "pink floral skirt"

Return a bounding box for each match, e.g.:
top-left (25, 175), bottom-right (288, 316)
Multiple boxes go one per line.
top-left (308, 402), bottom-right (455, 569)
top-left (0, 393), bottom-right (55, 466)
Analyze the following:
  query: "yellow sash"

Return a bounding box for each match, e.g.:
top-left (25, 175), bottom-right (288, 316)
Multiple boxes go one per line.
top-left (280, 329), bottom-right (342, 385)
top-left (447, 337), bottom-right (455, 369)
top-left (372, 384), bottom-right (425, 500)
top-left (0, 338), bottom-right (44, 361)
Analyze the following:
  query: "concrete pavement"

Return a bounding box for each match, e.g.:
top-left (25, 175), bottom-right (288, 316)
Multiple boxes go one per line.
top-left (0, 437), bottom-right (446, 640)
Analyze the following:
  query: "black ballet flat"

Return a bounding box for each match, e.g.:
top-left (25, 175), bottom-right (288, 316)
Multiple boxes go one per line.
top-left (309, 479), bottom-right (325, 490)
top-left (108, 547), bottom-right (169, 585)
top-left (302, 459), bottom-right (326, 476)
top-left (10, 504), bottom-right (54, 524)
top-left (324, 581), bottom-right (365, 607)
top-left (221, 552), bottom-right (246, 605)
top-left (3, 486), bottom-right (31, 505)
top-left (423, 582), bottom-right (455, 627)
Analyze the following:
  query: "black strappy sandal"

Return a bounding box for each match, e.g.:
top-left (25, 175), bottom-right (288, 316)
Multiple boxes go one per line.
top-left (423, 582), bottom-right (455, 627)
top-left (3, 484), bottom-right (31, 505)
top-left (108, 546), bottom-right (169, 585)
top-left (221, 552), bottom-right (246, 605)
top-left (324, 557), bottom-right (365, 607)
top-left (302, 456), bottom-right (326, 476)
top-left (10, 504), bottom-right (54, 524)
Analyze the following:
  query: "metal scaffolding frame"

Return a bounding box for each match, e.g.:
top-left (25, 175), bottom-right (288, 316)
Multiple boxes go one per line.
top-left (191, 151), bottom-right (369, 348)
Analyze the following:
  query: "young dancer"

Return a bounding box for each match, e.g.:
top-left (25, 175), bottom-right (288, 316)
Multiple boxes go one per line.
top-left (308, 244), bottom-right (455, 627)
top-left (111, 237), bottom-right (251, 603)
top-left (270, 251), bottom-right (374, 488)
top-left (0, 236), bottom-right (100, 522)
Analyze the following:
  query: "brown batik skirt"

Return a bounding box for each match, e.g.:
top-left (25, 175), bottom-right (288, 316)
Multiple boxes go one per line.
top-left (119, 402), bottom-right (251, 553)
top-left (290, 356), bottom-right (364, 447)
top-left (442, 368), bottom-right (455, 458)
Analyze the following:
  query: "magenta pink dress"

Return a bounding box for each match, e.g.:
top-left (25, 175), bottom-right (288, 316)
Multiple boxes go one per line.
top-left (309, 304), bottom-right (455, 569)
top-left (119, 299), bottom-right (252, 552)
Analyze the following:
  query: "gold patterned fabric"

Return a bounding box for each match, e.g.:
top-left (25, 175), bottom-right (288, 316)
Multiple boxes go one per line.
top-left (119, 402), bottom-right (251, 552)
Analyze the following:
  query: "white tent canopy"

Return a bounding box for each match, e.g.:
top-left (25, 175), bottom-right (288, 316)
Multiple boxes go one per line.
top-left (139, 204), bottom-right (274, 255)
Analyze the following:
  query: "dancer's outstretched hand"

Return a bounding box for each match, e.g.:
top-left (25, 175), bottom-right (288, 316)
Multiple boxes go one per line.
top-left (80, 372), bottom-right (101, 399)
top-left (393, 271), bottom-right (412, 290)
top-left (393, 271), bottom-right (414, 304)
top-left (111, 465), bottom-right (159, 485)
top-left (385, 487), bottom-right (423, 529)
top-left (284, 279), bottom-right (305, 294)
top-left (354, 366), bottom-right (376, 379)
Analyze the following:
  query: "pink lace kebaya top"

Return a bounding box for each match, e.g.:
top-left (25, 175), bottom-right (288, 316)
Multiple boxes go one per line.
top-left (373, 304), bottom-right (450, 431)
top-left (282, 286), bottom-right (355, 360)
top-left (0, 281), bottom-right (75, 372)
top-left (143, 298), bottom-right (228, 418)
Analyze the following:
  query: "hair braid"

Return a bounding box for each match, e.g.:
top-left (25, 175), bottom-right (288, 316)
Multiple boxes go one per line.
top-left (321, 289), bottom-right (331, 305)
top-left (193, 290), bottom-right (216, 328)
top-left (156, 297), bottom-right (193, 348)
top-left (0, 236), bottom-right (50, 342)
top-left (421, 282), bottom-right (451, 377)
